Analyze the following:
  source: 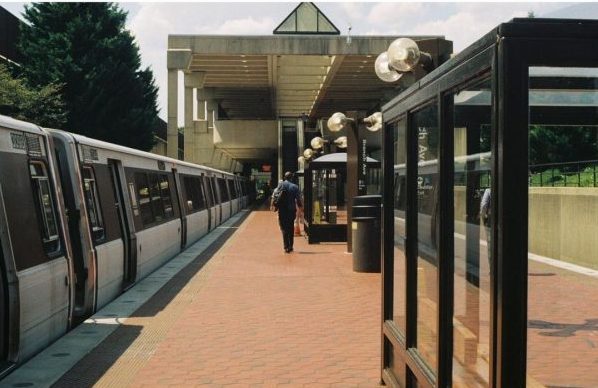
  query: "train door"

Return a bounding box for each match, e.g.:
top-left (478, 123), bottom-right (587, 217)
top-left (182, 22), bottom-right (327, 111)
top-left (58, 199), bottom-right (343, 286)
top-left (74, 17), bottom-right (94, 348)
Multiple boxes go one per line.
top-left (107, 159), bottom-right (137, 289)
top-left (210, 177), bottom-right (222, 225)
top-left (172, 169), bottom-right (187, 249)
top-left (200, 175), bottom-right (212, 231)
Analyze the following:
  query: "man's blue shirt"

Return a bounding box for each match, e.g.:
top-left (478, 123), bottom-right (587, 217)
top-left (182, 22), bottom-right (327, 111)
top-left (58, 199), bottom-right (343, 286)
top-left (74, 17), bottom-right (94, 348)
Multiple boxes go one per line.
top-left (277, 180), bottom-right (302, 214)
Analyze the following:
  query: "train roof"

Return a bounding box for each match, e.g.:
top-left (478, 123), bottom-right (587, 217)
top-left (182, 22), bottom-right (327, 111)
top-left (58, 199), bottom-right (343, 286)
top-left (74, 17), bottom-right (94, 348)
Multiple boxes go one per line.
top-left (47, 128), bottom-right (237, 178)
top-left (0, 114), bottom-right (46, 136)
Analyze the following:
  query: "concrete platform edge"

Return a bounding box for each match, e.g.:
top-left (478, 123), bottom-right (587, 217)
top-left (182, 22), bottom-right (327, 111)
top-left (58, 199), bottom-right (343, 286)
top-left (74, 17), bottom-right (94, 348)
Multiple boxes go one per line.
top-left (1, 210), bottom-right (249, 388)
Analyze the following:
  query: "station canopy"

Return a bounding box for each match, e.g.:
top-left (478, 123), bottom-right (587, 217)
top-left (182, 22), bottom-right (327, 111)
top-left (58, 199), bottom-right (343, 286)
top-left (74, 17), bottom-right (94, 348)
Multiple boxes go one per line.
top-left (168, 2), bottom-right (449, 120)
top-left (168, 2), bottom-right (452, 163)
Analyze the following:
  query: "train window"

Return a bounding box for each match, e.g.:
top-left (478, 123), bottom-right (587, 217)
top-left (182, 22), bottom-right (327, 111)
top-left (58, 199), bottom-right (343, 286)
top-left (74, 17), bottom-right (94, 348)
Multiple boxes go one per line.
top-left (158, 175), bottom-right (173, 219)
top-left (227, 179), bottom-right (237, 199)
top-left (413, 103), bottom-right (440, 373)
top-left (29, 161), bottom-right (60, 254)
top-left (82, 166), bottom-right (105, 242)
top-left (183, 176), bottom-right (206, 212)
top-left (209, 178), bottom-right (220, 204)
top-left (135, 172), bottom-right (153, 225)
top-left (149, 174), bottom-right (165, 222)
top-left (218, 178), bottom-right (229, 202)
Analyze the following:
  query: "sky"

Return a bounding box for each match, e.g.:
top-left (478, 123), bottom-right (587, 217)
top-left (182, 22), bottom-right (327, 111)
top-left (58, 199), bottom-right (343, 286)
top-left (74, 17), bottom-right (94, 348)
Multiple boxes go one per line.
top-left (3, 1), bottom-right (596, 121)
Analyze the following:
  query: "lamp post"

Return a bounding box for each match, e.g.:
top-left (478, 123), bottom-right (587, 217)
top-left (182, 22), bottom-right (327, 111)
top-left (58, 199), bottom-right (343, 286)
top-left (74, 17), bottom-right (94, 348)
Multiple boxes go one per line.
top-left (327, 110), bottom-right (382, 251)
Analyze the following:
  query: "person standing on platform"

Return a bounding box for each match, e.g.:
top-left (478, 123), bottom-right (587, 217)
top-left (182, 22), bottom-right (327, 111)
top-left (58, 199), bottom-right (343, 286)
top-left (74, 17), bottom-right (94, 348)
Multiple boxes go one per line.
top-left (275, 172), bottom-right (302, 253)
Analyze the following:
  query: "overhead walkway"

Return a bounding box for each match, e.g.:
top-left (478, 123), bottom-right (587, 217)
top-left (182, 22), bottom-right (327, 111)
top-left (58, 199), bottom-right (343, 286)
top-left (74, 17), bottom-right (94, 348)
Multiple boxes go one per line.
top-left (4, 203), bottom-right (382, 388)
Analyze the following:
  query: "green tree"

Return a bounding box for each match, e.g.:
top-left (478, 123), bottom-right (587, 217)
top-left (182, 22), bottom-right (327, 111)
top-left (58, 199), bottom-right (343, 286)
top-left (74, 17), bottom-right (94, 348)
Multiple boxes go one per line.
top-left (529, 125), bottom-right (598, 166)
top-left (19, 2), bottom-right (158, 150)
top-left (0, 63), bottom-right (66, 127)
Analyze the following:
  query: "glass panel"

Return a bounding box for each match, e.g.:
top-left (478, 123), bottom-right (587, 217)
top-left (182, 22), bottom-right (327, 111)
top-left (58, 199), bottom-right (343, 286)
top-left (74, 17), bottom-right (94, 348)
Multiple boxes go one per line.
top-left (393, 119), bottom-right (407, 333)
top-left (135, 172), bottom-right (153, 225)
top-left (159, 175), bottom-right (173, 219)
top-left (527, 67), bottom-right (598, 387)
top-left (82, 166), bottom-right (105, 241)
top-left (218, 178), bottom-right (229, 202)
top-left (367, 167), bottom-right (382, 195)
top-left (311, 168), bottom-right (346, 225)
top-left (210, 178), bottom-right (220, 204)
top-left (389, 343), bottom-right (407, 387)
top-left (452, 78), bottom-right (492, 387)
top-left (29, 161), bottom-right (60, 254)
top-left (296, 3), bottom-right (317, 32)
top-left (414, 103), bottom-right (439, 372)
top-left (276, 13), bottom-right (295, 32)
top-left (318, 13), bottom-right (336, 33)
top-left (184, 176), bottom-right (205, 212)
top-left (149, 174), bottom-right (165, 222)
top-left (39, 179), bottom-right (58, 240)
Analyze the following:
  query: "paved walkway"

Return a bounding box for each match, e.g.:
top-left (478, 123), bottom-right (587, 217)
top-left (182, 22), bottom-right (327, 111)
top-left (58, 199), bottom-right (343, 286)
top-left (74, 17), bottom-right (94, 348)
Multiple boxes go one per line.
top-left (54, 205), bottom-right (382, 387)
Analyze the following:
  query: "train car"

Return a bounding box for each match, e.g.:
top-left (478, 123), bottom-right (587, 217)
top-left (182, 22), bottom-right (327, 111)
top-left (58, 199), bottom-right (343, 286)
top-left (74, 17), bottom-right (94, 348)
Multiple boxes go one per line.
top-left (0, 116), bottom-right (73, 374)
top-left (0, 114), bottom-right (249, 377)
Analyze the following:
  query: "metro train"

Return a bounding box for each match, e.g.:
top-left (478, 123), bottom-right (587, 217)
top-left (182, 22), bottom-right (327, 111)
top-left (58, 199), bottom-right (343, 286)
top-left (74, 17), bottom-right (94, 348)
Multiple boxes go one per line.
top-left (0, 115), bottom-right (253, 376)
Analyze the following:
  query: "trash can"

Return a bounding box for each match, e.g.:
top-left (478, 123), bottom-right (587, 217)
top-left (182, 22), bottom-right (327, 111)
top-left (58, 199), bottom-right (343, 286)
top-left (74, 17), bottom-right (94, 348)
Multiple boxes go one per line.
top-left (351, 195), bottom-right (381, 273)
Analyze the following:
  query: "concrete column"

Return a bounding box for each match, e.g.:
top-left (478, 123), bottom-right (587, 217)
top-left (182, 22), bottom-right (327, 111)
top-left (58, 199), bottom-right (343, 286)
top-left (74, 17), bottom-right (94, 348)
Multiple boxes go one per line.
top-left (167, 69), bottom-right (179, 159)
top-left (277, 119), bottom-right (282, 182)
top-left (181, 72), bottom-right (206, 163)
top-left (184, 83), bottom-right (193, 161)
top-left (189, 88), bottom-right (216, 166)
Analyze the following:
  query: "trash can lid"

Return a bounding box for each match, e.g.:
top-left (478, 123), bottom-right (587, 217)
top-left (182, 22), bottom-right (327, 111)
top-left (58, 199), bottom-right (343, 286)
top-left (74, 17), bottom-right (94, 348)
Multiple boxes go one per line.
top-left (353, 195), bottom-right (381, 206)
top-left (352, 216), bottom-right (376, 220)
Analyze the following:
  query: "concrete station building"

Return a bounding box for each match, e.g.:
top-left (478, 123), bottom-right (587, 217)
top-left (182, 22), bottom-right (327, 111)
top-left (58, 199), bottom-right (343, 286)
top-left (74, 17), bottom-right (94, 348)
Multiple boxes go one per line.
top-left (165, 2), bottom-right (452, 181)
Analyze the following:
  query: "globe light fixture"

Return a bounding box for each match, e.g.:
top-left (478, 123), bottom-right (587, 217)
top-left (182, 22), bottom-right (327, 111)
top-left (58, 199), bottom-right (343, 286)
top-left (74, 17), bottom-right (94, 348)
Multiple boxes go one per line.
top-left (327, 112), bottom-right (353, 132)
top-left (363, 112), bottom-right (382, 132)
top-left (310, 136), bottom-right (327, 150)
top-left (374, 38), bottom-right (433, 82)
top-left (374, 52), bottom-right (402, 83)
top-left (333, 136), bottom-right (348, 149)
top-left (387, 38), bottom-right (421, 72)
top-left (303, 148), bottom-right (315, 160)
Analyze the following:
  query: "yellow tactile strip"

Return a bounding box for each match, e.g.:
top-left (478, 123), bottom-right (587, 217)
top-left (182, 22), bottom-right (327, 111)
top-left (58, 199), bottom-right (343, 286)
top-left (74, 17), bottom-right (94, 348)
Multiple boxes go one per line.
top-left (53, 212), bottom-right (253, 388)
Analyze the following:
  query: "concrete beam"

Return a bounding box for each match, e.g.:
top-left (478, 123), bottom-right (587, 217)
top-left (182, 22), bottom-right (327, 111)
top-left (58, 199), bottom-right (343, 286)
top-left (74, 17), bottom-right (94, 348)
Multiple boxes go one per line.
top-left (169, 36), bottom-right (442, 56)
top-left (167, 49), bottom-right (192, 70)
top-left (184, 71), bottom-right (206, 88)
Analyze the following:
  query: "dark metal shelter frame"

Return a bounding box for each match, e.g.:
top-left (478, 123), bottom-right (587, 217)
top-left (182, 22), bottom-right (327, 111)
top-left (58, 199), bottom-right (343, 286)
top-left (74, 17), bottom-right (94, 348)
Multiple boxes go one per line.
top-left (305, 153), bottom-right (380, 244)
top-left (380, 18), bottom-right (598, 387)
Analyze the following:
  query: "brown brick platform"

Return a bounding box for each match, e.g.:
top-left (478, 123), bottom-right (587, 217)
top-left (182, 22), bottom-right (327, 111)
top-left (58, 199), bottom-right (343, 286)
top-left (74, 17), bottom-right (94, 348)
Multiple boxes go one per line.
top-left (54, 205), bottom-right (382, 387)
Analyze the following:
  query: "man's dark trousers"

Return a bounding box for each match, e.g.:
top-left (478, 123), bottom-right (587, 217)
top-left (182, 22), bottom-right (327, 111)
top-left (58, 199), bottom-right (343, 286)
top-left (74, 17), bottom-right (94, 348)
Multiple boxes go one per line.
top-left (279, 209), bottom-right (296, 251)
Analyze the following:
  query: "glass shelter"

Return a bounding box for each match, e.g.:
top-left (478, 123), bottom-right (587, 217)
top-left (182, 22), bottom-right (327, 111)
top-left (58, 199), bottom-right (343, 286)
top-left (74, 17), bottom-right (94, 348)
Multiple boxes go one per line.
top-left (305, 152), bottom-right (380, 243)
top-left (381, 19), bottom-right (598, 387)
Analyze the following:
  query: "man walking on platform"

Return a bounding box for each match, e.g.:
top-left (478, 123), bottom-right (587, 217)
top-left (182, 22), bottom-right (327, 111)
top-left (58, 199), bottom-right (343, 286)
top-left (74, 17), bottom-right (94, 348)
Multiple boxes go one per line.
top-left (275, 171), bottom-right (302, 253)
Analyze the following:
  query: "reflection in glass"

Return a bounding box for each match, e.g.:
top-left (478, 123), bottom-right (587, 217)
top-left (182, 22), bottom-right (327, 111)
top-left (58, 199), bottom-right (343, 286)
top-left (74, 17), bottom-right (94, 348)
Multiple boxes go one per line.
top-left (414, 104), bottom-right (439, 372)
top-left (311, 169), bottom-right (346, 225)
top-left (452, 78), bottom-right (492, 387)
top-left (393, 119), bottom-right (407, 333)
top-left (389, 343), bottom-right (407, 387)
top-left (527, 67), bottom-right (598, 387)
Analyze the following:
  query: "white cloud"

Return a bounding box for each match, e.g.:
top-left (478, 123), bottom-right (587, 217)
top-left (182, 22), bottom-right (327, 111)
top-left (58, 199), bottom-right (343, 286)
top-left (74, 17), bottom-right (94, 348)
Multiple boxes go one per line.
top-left (367, 3), bottom-right (424, 26)
top-left (197, 17), bottom-right (275, 35)
top-left (338, 3), bottom-right (368, 22)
